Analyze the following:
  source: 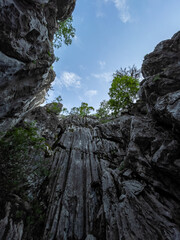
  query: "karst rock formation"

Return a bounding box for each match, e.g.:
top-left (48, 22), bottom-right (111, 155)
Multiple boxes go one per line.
top-left (0, 1), bottom-right (180, 240)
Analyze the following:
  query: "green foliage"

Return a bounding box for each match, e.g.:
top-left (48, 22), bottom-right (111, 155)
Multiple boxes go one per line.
top-left (153, 74), bottom-right (160, 81)
top-left (56, 95), bottom-right (62, 103)
top-left (79, 102), bottom-right (94, 116)
top-left (108, 66), bottom-right (140, 116)
top-left (55, 56), bottom-right (60, 62)
top-left (61, 107), bottom-right (69, 115)
top-left (119, 161), bottom-right (125, 171)
top-left (114, 65), bottom-right (141, 79)
top-left (54, 16), bottom-right (76, 49)
top-left (70, 107), bottom-right (80, 115)
top-left (96, 100), bottom-right (110, 119)
top-left (0, 121), bottom-right (46, 160)
top-left (70, 102), bottom-right (94, 117)
top-left (0, 121), bottom-right (47, 189)
top-left (46, 95), bottom-right (62, 115)
top-left (47, 51), bottom-right (51, 57)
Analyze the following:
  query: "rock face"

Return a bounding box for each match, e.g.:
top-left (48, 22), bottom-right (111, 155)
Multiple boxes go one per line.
top-left (141, 31), bottom-right (180, 133)
top-left (1, 105), bottom-right (180, 239)
top-left (0, 1), bottom-right (180, 239)
top-left (0, 0), bottom-right (75, 132)
top-left (42, 114), bottom-right (180, 240)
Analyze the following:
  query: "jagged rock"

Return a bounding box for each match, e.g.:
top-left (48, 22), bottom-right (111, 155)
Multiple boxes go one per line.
top-left (56, 0), bottom-right (76, 20)
top-left (0, 0), bottom-right (56, 132)
top-left (1, 106), bottom-right (180, 239)
top-left (0, 0), bottom-right (180, 239)
top-left (140, 31), bottom-right (180, 132)
top-left (0, 0), bottom-right (76, 133)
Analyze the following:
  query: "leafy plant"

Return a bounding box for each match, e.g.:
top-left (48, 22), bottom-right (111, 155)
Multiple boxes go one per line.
top-left (54, 16), bottom-right (76, 49)
top-left (70, 102), bottom-right (94, 117)
top-left (79, 102), bottom-right (94, 116)
top-left (153, 74), bottom-right (160, 81)
top-left (96, 100), bottom-right (110, 119)
top-left (108, 66), bottom-right (140, 116)
top-left (70, 107), bottom-right (80, 115)
top-left (61, 107), bottom-right (69, 115)
top-left (119, 161), bottom-right (125, 171)
top-left (114, 65), bottom-right (141, 79)
top-left (0, 121), bottom-right (47, 189)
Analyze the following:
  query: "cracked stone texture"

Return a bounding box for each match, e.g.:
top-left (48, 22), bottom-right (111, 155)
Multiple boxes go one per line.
top-left (0, 4), bottom-right (180, 240)
top-left (0, 107), bottom-right (180, 239)
top-left (140, 31), bottom-right (180, 133)
top-left (0, 0), bottom-right (76, 132)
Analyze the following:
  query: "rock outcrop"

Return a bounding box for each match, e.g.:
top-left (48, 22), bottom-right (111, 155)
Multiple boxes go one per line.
top-left (0, 1), bottom-right (180, 239)
top-left (141, 31), bottom-right (180, 133)
top-left (0, 0), bottom-right (75, 132)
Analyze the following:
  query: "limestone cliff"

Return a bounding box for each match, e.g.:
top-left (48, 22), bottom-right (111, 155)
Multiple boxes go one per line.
top-left (0, 1), bottom-right (180, 240)
top-left (0, 0), bottom-right (75, 132)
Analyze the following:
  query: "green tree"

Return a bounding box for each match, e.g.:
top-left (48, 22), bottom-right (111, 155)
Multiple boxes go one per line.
top-left (96, 100), bottom-right (110, 119)
top-left (70, 107), bottom-right (80, 115)
top-left (79, 102), bottom-right (94, 116)
top-left (108, 66), bottom-right (140, 116)
top-left (54, 16), bottom-right (76, 49)
top-left (114, 65), bottom-right (141, 79)
top-left (70, 102), bottom-right (94, 116)
top-left (0, 121), bottom-right (47, 189)
top-left (61, 107), bottom-right (69, 115)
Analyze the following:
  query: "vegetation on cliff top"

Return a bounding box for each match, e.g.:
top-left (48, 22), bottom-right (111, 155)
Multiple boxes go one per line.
top-left (51, 15), bottom-right (140, 118)
top-left (49, 66), bottom-right (140, 118)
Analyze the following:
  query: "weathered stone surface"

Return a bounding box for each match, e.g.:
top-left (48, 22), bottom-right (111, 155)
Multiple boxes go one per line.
top-left (0, 0), bottom-right (76, 133)
top-left (0, 1), bottom-right (180, 239)
top-left (1, 107), bottom-right (180, 239)
top-left (0, 0), bottom-right (56, 132)
top-left (56, 0), bottom-right (76, 20)
top-left (140, 31), bottom-right (180, 132)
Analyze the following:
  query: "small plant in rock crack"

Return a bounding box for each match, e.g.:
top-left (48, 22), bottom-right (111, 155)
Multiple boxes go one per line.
top-left (119, 161), bottom-right (126, 171)
top-left (0, 121), bottom-right (48, 190)
top-left (153, 74), bottom-right (160, 81)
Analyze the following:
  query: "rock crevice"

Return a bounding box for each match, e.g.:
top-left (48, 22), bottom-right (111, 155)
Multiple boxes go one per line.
top-left (0, 1), bottom-right (180, 239)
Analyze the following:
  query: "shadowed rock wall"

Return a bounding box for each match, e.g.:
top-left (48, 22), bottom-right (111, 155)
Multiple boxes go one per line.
top-left (0, 0), bottom-right (75, 132)
top-left (0, 1), bottom-right (180, 239)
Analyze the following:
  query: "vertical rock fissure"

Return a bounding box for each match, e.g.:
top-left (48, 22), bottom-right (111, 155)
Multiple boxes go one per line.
top-left (82, 151), bottom-right (87, 239)
top-left (55, 146), bottom-right (73, 238)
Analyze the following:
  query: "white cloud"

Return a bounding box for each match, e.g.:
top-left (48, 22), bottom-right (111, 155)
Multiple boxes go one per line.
top-left (96, 11), bottom-right (105, 18)
top-left (92, 72), bottom-right (113, 82)
top-left (56, 72), bottom-right (81, 89)
top-left (104, 0), bottom-right (131, 23)
top-left (98, 60), bottom-right (106, 69)
top-left (85, 90), bottom-right (98, 98)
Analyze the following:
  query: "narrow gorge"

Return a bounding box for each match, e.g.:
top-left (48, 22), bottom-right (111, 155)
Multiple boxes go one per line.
top-left (0, 1), bottom-right (180, 240)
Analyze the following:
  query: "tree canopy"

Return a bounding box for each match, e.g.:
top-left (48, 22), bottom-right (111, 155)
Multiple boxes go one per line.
top-left (48, 66), bottom-right (140, 119)
top-left (108, 66), bottom-right (140, 116)
top-left (96, 100), bottom-right (110, 119)
top-left (54, 16), bottom-right (76, 49)
top-left (70, 102), bottom-right (94, 117)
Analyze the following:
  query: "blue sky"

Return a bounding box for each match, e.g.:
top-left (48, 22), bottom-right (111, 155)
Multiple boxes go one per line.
top-left (46, 0), bottom-right (180, 111)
